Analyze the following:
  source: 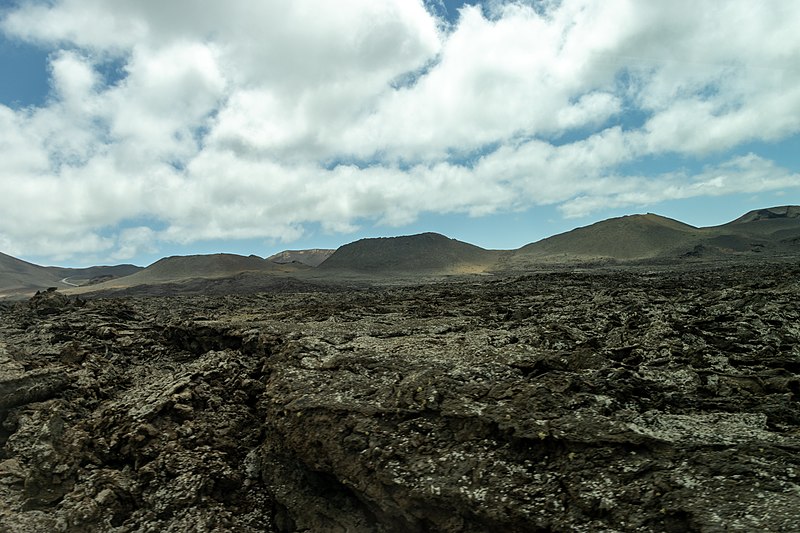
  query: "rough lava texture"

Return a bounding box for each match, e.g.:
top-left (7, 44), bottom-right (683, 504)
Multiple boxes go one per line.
top-left (1, 265), bottom-right (800, 532)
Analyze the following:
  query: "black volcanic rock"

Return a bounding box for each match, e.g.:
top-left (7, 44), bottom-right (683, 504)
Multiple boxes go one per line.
top-left (28, 287), bottom-right (82, 315)
top-left (1, 263), bottom-right (799, 531)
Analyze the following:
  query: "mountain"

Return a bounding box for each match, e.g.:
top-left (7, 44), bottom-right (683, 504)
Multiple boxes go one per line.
top-left (0, 252), bottom-right (63, 296)
top-left (513, 213), bottom-right (701, 263)
top-left (724, 205), bottom-right (800, 227)
top-left (684, 205), bottom-right (800, 257)
top-left (4, 205), bottom-right (799, 298)
top-left (318, 233), bottom-right (500, 274)
top-left (512, 206), bottom-right (800, 265)
top-left (136, 253), bottom-right (273, 281)
top-left (715, 205), bottom-right (800, 243)
top-left (49, 264), bottom-right (143, 286)
top-left (267, 249), bottom-right (335, 267)
top-left (0, 253), bottom-right (142, 297)
top-left (84, 253), bottom-right (287, 289)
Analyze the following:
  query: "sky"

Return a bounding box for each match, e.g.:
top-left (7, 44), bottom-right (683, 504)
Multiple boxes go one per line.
top-left (0, 0), bottom-right (798, 268)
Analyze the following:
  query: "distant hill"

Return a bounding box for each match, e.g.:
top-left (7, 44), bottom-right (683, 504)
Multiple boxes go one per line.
top-left (715, 206), bottom-right (800, 243)
top-left (725, 205), bottom-right (800, 227)
top-left (88, 253), bottom-right (282, 288)
top-left (318, 233), bottom-right (500, 274)
top-left (0, 252), bottom-right (63, 296)
top-left (139, 253), bottom-right (272, 280)
top-left (685, 205), bottom-right (800, 258)
top-left (511, 205), bottom-right (800, 265)
top-left (513, 214), bottom-right (701, 263)
top-left (4, 205), bottom-right (799, 297)
top-left (79, 271), bottom-right (327, 298)
top-left (49, 264), bottom-right (143, 286)
top-left (0, 253), bottom-right (142, 297)
top-left (267, 249), bottom-right (335, 267)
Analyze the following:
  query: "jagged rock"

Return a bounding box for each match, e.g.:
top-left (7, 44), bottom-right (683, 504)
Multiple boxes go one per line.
top-left (0, 263), bottom-right (799, 531)
top-left (0, 341), bottom-right (71, 413)
top-left (0, 370), bottom-right (71, 411)
top-left (27, 288), bottom-right (83, 316)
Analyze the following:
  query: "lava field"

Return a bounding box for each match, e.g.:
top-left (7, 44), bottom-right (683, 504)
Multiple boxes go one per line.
top-left (2, 263), bottom-right (800, 532)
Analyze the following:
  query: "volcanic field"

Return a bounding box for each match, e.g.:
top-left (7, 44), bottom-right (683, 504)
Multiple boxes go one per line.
top-left (1, 207), bottom-right (799, 532)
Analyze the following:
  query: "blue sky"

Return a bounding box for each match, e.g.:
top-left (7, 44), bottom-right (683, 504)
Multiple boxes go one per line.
top-left (0, 0), bottom-right (798, 267)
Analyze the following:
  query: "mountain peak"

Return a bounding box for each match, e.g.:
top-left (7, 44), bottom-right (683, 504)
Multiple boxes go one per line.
top-left (267, 249), bottom-right (335, 267)
top-left (728, 205), bottom-right (800, 224)
top-left (516, 211), bottom-right (699, 260)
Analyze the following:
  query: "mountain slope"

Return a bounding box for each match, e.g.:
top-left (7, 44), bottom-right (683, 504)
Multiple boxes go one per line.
top-left (0, 252), bottom-right (62, 295)
top-left (49, 264), bottom-right (144, 285)
top-left (0, 253), bottom-right (144, 297)
top-left (515, 214), bottom-right (701, 262)
top-left (511, 206), bottom-right (800, 265)
top-left (318, 233), bottom-right (499, 274)
top-left (98, 253), bottom-right (280, 286)
top-left (725, 205), bottom-right (800, 227)
top-left (715, 206), bottom-right (800, 241)
top-left (686, 205), bottom-right (800, 257)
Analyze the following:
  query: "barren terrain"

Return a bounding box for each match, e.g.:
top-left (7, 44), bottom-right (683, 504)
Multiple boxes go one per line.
top-left (2, 262), bottom-right (799, 532)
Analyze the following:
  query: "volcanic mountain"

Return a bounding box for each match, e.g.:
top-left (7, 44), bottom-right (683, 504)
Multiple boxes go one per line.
top-left (318, 233), bottom-right (500, 274)
top-left (512, 213), bottom-right (701, 263)
top-left (725, 205), bottom-right (800, 226)
top-left (511, 206), bottom-right (800, 265)
top-left (715, 205), bottom-right (800, 243)
top-left (3, 205), bottom-right (799, 298)
top-left (0, 252), bottom-right (141, 298)
top-left (0, 252), bottom-right (63, 296)
top-left (267, 249), bottom-right (335, 267)
top-left (80, 253), bottom-right (295, 290)
top-left (680, 205), bottom-right (800, 257)
top-left (51, 264), bottom-right (144, 286)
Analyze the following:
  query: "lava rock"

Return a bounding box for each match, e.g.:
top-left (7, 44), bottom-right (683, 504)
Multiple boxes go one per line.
top-left (0, 263), bottom-right (799, 531)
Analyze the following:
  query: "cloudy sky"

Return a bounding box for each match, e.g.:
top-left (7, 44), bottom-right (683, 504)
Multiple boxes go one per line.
top-left (1, 0), bottom-right (798, 267)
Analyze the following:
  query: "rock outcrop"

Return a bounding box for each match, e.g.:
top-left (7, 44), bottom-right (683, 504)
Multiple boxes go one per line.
top-left (1, 262), bottom-right (799, 531)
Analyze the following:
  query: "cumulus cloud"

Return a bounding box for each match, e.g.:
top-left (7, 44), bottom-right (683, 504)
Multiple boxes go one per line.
top-left (559, 155), bottom-right (800, 218)
top-left (0, 0), bottom-right (798, 263)
top-left (112, 226), bottom-right (158, 262)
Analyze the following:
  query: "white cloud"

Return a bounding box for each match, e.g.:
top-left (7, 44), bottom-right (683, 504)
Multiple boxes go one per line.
top-left (49, 50), bottom-right (98, 105)
top-left (112, 226), bottom-right (158, 261)
top-left (0, 0), bottom-right (799, 263)
top-left (559, 154), bottom-right (800, 218)
top-left (103, 41), bottom-right (226, 167)
top-left (0, 105), bottom-right (50, 174)
top-left (1, 0), bottom-right (146, 51)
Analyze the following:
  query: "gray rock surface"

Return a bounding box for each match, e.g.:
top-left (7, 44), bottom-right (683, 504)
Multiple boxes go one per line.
top-left (1, 263), bottom-right (799, 531)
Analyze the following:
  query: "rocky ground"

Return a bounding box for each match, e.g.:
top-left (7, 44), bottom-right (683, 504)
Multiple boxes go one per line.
top-left (1, 263), bottom-right (800, 532)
